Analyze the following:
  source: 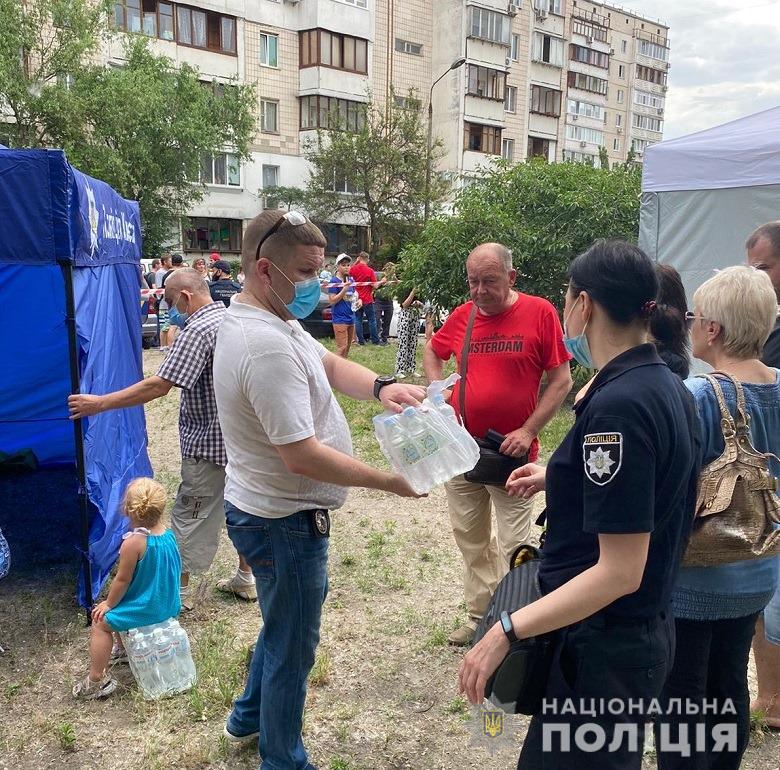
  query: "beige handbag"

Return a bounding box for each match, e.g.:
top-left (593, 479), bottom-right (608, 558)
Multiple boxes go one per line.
top-left (683, 373), bottom-right (780, 567)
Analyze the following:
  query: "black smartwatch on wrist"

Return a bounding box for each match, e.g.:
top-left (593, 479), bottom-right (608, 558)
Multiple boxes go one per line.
top-left (499, 610), bottom-right (518, 644)
top-left (373, 375), bottom-right (396, 400)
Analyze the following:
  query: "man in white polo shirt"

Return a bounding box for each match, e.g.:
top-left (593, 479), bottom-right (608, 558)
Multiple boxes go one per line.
top-left (213, 209), bottom-right (424, 770)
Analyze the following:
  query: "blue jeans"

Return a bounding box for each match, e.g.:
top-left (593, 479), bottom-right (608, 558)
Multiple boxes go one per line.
top-left (225, 503), bottom-right (328, 770)
top-left (354, 303), bottom-right (379, 344)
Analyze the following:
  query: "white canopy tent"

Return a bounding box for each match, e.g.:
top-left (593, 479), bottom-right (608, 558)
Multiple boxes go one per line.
top-left (639, 106), bottom-right (780, 306)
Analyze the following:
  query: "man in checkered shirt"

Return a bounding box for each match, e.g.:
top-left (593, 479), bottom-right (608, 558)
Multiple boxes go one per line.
top-left (68, 268), bottom-right (254, 609)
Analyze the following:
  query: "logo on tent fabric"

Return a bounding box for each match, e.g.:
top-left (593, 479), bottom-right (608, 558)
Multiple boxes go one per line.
top-left (85, 183), bottom-right (99, 255)
top-left (101, 205), bottom-right (137, 245)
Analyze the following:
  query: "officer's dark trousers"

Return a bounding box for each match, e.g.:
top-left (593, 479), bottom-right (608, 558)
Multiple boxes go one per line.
top-left (655, 613), bottom-right (760, 770)
top-left (518, 610), bottom-right (674, 770)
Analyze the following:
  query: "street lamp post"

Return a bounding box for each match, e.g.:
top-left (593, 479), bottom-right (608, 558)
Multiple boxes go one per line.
top-left (424, 56), bottom-right (467, 223)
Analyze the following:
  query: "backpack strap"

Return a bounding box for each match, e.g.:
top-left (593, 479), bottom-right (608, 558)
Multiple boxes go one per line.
top-left (458, 304), bottom-right (478, 433)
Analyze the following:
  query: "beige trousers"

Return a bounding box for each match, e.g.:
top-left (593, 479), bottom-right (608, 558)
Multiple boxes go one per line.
top-left (444, 474), bottom-right (534, 628)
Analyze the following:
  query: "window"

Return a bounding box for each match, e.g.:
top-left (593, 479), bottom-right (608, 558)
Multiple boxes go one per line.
top-left (563, 149), bottom-right (596, 165)
top-left (527, 136), bottom-right (553, 160)
top-left (262, 165), bottom-right (279, 205)
top-left (505, 85), bottom-right (517, 113)
top-left (633, 114), bottom-right (663, 132)
top-left (502, 138), bottom-right (515, 160)
top-left (566, 124), bottom-right (604, 144)
top-left (638, 39), bottom-right (669, 61)
top-left (300, 96), bottom-right (366, 131)
top-left (300, 30), bottom-right (368, 74)
top-left (261, 99), bottom-right (279, 133)
top-left (340, 0), bottom-right (367, 6)
top-left (567, 71), bottom-right (608, 95)
top-left (532, 33), bottom-right (564, 66)
top-left (534, 0), bottom-right (563, 14)
top-left (570, 44), bottom-right (609, 69)
top-left (636, 64), bottom-right (667, 86)
top-left (114, 0), bottom-right (141, 33)
top-left (566, 98), bottom-right (604, 120)
top-left (185, 218), bottom-right (243, 253)
top-left (615, 113), bottom-right (622, 127)
top-left (467, 65), bottom-right (506, 101)
top-left (621, 39), bottom-right (627, 53)
top-left (394, 95), bottom-right (421, 111)
top-left (147, 4), bottom-right (236, 53)
top-left (618, 64), bottom-right (625, 78)
top-left (200, 152), bottom-right (241, 186)
top-left (395, 38), bottom-right (423, 56)
top-left (464, 122), bottom-right (502, 154)
top-left (469, 6), bottom-right (511, 46)
top-left (259, 33), bottom-right (279, 67)
top-left (631, 138), bottom-right (653, 154)
top-left (531, 85), bottom-right (562, 116)
top-left (321, 223), bottom-right (368, 256)
top-left (511, 34), bottom-right (520, 61)
top-left (176, 6), bottom-right (191, 43)
top-left (617, 89), bottom-right (624, 103)
top-left (572, 18), bottom-right (608, 42)
top-left (327, 167), bottom-right (360, 194)
top-left (613, 138), bottom-right (620, 151)
top-left (634, 90), bottom-right (665, 109)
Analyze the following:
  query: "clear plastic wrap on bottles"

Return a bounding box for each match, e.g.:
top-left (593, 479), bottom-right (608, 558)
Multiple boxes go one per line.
top-left (373, 373), bottom-right (480, 494)
top-left (121, 618), bottom-right (197, 699)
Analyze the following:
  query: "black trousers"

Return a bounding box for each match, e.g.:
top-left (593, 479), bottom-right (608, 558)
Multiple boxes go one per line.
top-left (655, 613), bottom-right (759, 770)
top-left (518, 610), bottom-right (674, 770)
top-left (375, 297), bottom-right (394, 343)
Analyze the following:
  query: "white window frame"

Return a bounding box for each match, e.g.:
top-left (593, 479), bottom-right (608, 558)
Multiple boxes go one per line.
top-left (532, 32), bottom-right (564, 67)
top-left (469, 6), bottom-right (511, 46)
top-left (259, 32), bottom-right (279, 68)
top-left (633, 114), bottom-right (663, 132)
top-left (260, 99), bottom-right (279, 133)
top-left (638, 39), bottom-right (669, 61)
top-left (617, 89), bottom-right (624, 104)
top-left (200, 152), bottom-right (242, 188)
top-left (618, 64), bottom-right (625, 79)
top-left (566, 98), bottom-right (605, 121)
top-left (613, 138), bottom-right (620, 151)
top-left (511, 34), bottom-right (520, 62)
top-left (616, 114), bottom-right (622, 127)
top-left (504, 85), bottom-right (517, 113)
top-left (502, 138), bottom-right (515, 161)
top-left (633, 89), bottom-right (665, 109)
top-left (395, 38), bottom-right (423, 56)
top-left (565, 124), bottom-right (604, 145)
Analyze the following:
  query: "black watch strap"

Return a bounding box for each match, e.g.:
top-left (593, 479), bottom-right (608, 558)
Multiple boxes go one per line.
top-left (500, 610), bottom-right (518, 644)
top-left (373, 375), bottom-right (396, 400)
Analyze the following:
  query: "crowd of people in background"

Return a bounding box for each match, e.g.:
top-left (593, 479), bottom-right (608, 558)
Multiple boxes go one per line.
top-left (59, 211), bottom-right (780, 770)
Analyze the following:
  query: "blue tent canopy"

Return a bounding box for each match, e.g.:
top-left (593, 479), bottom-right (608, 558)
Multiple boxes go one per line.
top-left (0, 148), bottom-right (152, 608)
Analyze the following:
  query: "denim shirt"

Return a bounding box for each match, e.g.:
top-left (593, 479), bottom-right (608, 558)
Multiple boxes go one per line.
top-left (671, 369), bottom-right (780, 621)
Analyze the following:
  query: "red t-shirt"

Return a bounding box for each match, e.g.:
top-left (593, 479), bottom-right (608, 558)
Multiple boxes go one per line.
top-left (350, 262), bottom-right (376, 305)
top-left (430, 293), bottom-right (571, 461)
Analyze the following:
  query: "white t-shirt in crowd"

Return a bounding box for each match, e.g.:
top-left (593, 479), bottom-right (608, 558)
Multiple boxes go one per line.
top-left (214, 299), bottom-right (353, 517)
top-left (154, 267), bottom-right (167, 288)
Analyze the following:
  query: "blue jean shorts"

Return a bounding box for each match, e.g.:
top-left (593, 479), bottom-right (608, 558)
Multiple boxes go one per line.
top-left (765, 581), bottom-right (780, 645)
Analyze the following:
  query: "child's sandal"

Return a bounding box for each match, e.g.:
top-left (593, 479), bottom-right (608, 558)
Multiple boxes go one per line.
top-left (110, 642), bottom-right (128, 664)
top-left (72, 674), bottom-right (118, 700)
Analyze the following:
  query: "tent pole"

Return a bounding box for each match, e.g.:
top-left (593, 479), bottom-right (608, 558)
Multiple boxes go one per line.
top-left (58, 259), bottom-right (93, 626)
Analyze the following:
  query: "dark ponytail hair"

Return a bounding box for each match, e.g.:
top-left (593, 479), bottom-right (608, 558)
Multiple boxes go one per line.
top-left (568, 240), bottom-right (659, 324)
top-left (650, 263), bottom-right (690, 378)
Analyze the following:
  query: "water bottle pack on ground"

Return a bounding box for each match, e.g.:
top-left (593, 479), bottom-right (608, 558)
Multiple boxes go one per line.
top-left (121, 618), bottom-right (197, 699)
top-left (373, 373), bottom-right (480, 494)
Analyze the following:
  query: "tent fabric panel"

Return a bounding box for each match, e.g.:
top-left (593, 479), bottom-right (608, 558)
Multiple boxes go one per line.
top-left (642, 106), bottom-right (780, 193)
top-left (74, 262), bottom-right (153, 605)
top-left (0, 264), bottom-right (74, 464)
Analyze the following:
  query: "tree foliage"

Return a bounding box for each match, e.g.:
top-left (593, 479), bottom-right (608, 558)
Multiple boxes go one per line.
top-left (399, 158), bottom-right (642, 310)
top-left (298, 94), bottom-right (449, 258)
top-left (0, 0), bottom-right (255, 256)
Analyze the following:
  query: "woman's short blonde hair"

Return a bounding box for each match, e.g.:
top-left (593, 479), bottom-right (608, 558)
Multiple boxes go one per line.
top-left (122, 478), bottom-right (167, 528)
top-left (693, 266), bottom-right (778, 359)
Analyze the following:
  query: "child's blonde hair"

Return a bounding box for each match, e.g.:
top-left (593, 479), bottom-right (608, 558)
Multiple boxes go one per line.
top-left (122, 478), bottom-right (166, 528)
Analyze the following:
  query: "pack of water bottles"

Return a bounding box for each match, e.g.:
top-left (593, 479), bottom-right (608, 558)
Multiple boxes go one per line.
top-left (121, 618), bottom-right (197, 700)
top-left (373, 373), bottom-right (480, 494)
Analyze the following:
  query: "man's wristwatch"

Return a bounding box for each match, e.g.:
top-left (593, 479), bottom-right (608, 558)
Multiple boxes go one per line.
top-left (499, 610), bottom-right (518, 644)
top-left (373, 375), bottom-right (396, 400)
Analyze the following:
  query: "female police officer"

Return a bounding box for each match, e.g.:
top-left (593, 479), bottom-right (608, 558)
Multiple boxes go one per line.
top-left (459, 240), bottom-right (701, 769)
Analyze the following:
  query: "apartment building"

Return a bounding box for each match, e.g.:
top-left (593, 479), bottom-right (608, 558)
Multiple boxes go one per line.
top-left (107, 0), bottom-right (669, 257)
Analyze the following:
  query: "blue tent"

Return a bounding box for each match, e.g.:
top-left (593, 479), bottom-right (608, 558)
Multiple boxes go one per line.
top-left (0, 148), bottom-right (152, 610)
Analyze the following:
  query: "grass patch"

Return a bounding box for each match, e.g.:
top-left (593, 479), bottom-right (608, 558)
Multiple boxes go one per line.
top-left (538, 407), bottom-right (574, 460)
top-left (330, 758), bottom-right (353, 770)
top-left (56, 721), bottom-right (76, 752)
top-left (443, 696), bottom-right (469, 717)
top-left (309, 650), bottom-right (332, 687)
top-left (424, 623), bottom-right (450, 649)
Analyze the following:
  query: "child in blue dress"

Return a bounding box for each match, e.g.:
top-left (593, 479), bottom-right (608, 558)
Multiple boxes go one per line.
top-left (73, 478), bottom-right (182, 699)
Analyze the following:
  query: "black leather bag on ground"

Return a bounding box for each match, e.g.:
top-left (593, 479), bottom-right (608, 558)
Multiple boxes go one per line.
top-left (473, 545), bottom-right (554, 715)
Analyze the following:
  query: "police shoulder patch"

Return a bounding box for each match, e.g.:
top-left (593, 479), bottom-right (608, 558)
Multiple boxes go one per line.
top-left (582, 432), bottom-right (623, 486)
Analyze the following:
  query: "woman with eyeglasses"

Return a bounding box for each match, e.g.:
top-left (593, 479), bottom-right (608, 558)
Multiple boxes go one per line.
top-left (657, 266), bottom-right (780, 770)
top-left (459, 240), bottom-right (700, 770)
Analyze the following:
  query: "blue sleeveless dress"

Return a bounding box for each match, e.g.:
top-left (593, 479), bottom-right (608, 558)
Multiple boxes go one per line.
top-left (104, 529), bottom-right (182, 632)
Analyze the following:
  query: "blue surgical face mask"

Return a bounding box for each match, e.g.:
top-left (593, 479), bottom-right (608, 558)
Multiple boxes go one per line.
top-left (270, 263), bottom-right (322, 319)
top-left (169, 293), bottom-right (190, 329)
top-left (563, 296), bottom-right (594, 369)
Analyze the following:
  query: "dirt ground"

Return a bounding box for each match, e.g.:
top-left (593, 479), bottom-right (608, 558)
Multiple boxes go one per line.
top-left (0, 347), bottom-right (778, 770)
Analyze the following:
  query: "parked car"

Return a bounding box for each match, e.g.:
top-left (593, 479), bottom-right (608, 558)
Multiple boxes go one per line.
top-left (141, 291), bottom-right (159, 349)
top-left (300, 291), bottom-right (370, 339)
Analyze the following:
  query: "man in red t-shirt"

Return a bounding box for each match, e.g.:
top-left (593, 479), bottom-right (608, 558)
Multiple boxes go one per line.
top-left (350, 251), bottom-right (382, 345)
top-left (424, 242), bottom-right (572, 646)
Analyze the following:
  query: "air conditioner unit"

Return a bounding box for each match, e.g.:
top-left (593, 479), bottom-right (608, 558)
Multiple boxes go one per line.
top-left (579, 140), bottom-right (587, 147)
top-left (507, 3), bottom-right (518, 17)
top-left (610, 48), bottom-right (615, 55)
top-left (617, 127), bottom-right (623, 134)
top-left (505, 57), bottom-right (511, 67)
top-left (572, 114), bottom-right (578, 121)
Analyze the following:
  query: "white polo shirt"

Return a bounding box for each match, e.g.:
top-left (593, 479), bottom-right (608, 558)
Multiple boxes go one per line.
top-left (214, 299), bottom-right (353, 517)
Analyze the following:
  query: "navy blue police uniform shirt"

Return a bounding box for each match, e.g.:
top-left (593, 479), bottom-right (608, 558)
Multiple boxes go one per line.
top-left (539, 344), bottom-right (701, 619)
top-left (209, 278), bottom-right (242, 307)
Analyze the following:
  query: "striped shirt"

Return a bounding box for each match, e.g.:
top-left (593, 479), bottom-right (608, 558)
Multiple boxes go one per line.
top-left (157, 302), bottom-right (227, 466)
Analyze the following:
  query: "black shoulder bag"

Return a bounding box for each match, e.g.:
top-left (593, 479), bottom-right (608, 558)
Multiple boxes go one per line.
top-left (459, 305), bottom-right (528, 486)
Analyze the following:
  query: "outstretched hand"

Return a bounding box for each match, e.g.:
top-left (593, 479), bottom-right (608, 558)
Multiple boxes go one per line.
top-left (506, 463), bottom-right (547, 499)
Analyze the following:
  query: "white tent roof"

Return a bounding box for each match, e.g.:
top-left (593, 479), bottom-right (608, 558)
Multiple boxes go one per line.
top-left (642, 105), bottom-right (780, 193)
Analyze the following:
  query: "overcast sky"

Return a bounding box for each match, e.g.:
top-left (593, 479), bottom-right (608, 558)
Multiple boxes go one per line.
top-left (616, 0), bottom-right (780, 139)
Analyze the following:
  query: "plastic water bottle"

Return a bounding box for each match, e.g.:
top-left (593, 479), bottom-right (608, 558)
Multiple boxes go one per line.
top-left (125, 630), bottom-right (162, 699)
top-left (153, 628), bottom-right (178, 695)
top-left (170, 621), bottom-right (197, 686)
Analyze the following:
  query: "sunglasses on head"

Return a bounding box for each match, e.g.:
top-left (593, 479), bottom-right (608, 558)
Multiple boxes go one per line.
top-left (254, 211), bottom-right (308, 261)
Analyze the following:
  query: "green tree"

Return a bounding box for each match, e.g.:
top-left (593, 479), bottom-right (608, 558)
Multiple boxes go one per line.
top-left (400, 158), bottom-right (641, 311)
top-left (0, 0), bottom-right (255, 256)
top-left (299, 93), bottom-right (448, 258)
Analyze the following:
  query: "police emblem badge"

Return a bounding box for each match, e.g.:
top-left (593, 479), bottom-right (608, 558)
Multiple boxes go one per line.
top-left (582, 432), bottom-right (623, 486)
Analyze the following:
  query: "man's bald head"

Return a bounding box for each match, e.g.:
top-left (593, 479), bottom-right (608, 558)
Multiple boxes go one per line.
top-left (467, 242), bottom-right (513, 272)
top-left (466, 242), bottom-right (517, 316)
top-left (164, 267), bottom-right (211, 298)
